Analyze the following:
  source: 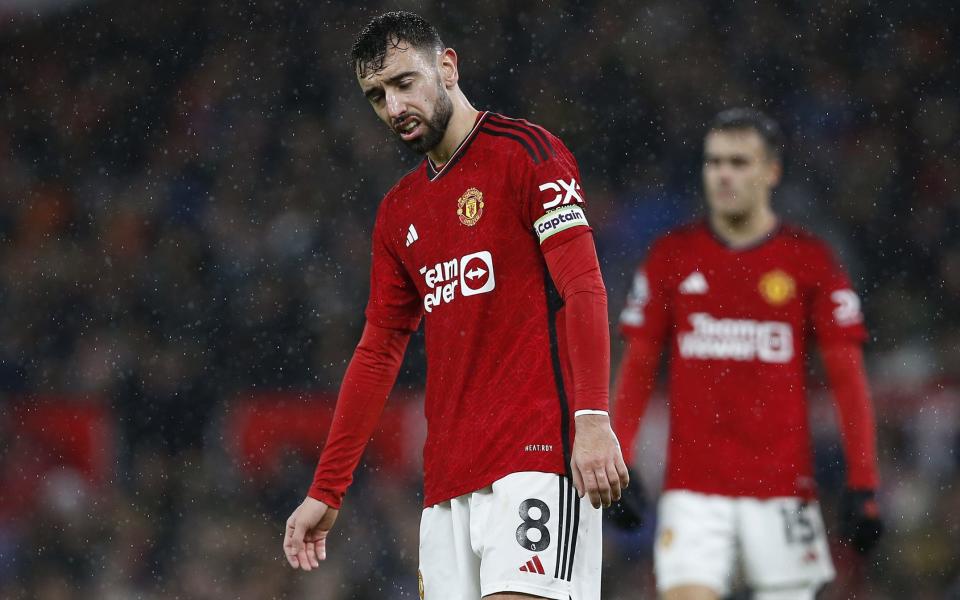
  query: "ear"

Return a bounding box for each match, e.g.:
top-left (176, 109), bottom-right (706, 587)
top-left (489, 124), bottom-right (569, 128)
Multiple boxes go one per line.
top-left (437, 48), bottom-right (459, 90)
top-left (767, 158), bottom-right (783, 188)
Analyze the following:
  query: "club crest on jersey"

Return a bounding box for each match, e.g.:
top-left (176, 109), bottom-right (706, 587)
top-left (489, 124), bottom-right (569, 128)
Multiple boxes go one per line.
top-left (758, 270), bottom-right (796, 306)
top-left (457, 187), bottom-right (484, 226)
top-left (659, 527), bottom-right (675, 549)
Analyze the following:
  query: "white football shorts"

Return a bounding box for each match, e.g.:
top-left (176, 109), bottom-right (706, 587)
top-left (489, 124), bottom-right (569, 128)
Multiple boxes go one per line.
top-left (654, 490), bottom-right (835, 597)
top-left (418, 471), bottom-right (602, 600)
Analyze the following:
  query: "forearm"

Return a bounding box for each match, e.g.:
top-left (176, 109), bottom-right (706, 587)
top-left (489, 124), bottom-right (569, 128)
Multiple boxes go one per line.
top-left (611, 338), bottom-right (659, 464)
top-left (822, 342), bottom-right (879, 489)
top-left (544, 232), bottom-right (610, 413)
top-left (308, 323), bottom-right (411, 507)
top-left (564, 288), bottom-right (610, 413)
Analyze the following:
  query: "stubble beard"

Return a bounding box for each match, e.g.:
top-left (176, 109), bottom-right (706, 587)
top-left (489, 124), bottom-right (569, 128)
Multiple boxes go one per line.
top-left (403, 82), bottom-right (454, 155)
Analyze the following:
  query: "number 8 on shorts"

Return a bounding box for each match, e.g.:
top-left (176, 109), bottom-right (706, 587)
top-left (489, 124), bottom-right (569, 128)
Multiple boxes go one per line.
top-left (419, 471), bottom-right (602, 600)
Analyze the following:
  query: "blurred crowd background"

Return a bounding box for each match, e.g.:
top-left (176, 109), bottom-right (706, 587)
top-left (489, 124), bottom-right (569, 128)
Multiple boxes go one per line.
top-left (1, 0), bottom-right (957, 598)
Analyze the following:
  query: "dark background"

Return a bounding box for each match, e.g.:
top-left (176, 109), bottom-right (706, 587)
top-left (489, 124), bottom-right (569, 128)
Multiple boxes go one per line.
top-left (0, 1), bottom-right (957, 598)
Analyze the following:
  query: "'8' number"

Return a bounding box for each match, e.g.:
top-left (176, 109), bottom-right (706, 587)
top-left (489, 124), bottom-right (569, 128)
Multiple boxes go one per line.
top-left (516, 499), bottom-right (551, 552)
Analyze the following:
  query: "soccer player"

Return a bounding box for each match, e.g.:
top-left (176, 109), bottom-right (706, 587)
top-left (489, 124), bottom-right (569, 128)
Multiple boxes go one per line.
top-left (282, 12), bottom-right (628, 600)
top-left (611, 108), bottom-right (884, 600)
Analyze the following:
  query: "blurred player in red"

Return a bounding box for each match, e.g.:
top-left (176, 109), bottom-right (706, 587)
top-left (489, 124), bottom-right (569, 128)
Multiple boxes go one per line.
top-left (281, 11), bottom-right (627, 600)
top-left (610, 109), bottom-right (883, 600)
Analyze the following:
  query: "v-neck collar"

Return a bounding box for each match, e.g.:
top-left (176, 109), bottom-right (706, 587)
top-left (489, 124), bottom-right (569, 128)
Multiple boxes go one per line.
top-left (424, 111), bottom-right (489, 182)
top-left (705, 218), bottom-right (782, 252)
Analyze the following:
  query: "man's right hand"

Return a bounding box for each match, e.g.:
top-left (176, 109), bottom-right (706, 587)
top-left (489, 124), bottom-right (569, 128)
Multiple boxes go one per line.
top-left (283, 497), bottom-right (340, 570)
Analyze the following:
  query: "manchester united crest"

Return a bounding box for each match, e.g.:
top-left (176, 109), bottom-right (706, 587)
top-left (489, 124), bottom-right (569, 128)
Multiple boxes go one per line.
top-left (758, 269), bottom-right (796, 306)
top-left (457, 188), bottom-right (484, 226)
top-left (659, 527), bottom-right (675, 549)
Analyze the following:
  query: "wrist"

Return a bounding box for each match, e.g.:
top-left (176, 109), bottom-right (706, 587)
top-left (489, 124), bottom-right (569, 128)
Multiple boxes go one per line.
top-left (308, 485), bottom-right (343, 509)
top-left (574, 412), bottom-right (612, 431)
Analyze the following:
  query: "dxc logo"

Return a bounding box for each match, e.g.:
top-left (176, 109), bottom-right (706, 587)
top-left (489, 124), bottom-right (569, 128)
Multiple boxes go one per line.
top-left (538, 178), bottom-right (583, 210)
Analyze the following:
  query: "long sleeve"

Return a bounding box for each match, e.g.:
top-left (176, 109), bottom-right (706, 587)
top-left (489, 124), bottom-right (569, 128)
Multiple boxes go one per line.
top-left (611, 337), bottom-right (661, 464)
top-left (308, 322), bottom-right (411, 508)
top-left (821, 342), bottom-right (879, 489)
top-left (543, 231), bottom-right (609, 413)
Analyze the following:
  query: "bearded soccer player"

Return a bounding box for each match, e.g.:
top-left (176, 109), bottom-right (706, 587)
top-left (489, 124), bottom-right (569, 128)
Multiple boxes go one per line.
top-left (610, 109), bottom-right (884, 600)
top-left (281, 12), bottom-right (627, 600)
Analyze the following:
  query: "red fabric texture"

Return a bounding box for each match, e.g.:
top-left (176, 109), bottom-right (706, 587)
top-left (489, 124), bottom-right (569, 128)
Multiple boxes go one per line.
top-left (544, 231), bottom-right (610, 413)
top-left (611, 338), bottom-right (660, 464)
top-left (821, 342), bottom-right (879, 489)
top-left (361, 113), bottom-right (596, 506)
top-left (617, 221), bottom-right (870, 498)
top-left (308, 323), bottom-right (411, 508)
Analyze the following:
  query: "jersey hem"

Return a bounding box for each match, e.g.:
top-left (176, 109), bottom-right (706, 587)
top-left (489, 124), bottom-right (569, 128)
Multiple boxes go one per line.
top-left (665, 483), bottom-right (818, 500)
top-left (424, 466), bottom-right (566, 508)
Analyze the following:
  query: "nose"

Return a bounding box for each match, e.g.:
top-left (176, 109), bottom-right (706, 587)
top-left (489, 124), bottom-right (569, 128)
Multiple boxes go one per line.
top-left (385, 90), bottom-right (405, 121)
top-left (715, 162), bottom-right (735, 182)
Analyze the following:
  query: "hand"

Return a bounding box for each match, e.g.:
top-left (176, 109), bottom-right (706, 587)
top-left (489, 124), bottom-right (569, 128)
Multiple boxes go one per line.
top-left (606, 468), bottom-right (647, 529)
top-left (283, 496), bottom-right (340, 570)
top-left (838, 488), bottom-right (883, 555)
top-left (570, 414), bottom-right (630, 509)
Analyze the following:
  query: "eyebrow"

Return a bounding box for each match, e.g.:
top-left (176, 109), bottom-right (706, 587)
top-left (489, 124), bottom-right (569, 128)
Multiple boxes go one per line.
top-left (704, 152), bottom-right (752, 161)
top-left (363, 71), bottom-right (418, 99)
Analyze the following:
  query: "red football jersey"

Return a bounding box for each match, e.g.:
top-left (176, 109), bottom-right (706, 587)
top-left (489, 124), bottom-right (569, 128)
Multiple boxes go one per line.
top-left (367, 112), bottom-right (594, 506)
top-left (619, 221), bottom-right (867, 498)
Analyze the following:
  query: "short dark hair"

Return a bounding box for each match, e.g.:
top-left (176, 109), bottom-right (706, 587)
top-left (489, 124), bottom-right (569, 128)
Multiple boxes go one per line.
top-left (707, 108), bottom-right (784, 160)
top-left (351, 11), bottom-right (444, 78)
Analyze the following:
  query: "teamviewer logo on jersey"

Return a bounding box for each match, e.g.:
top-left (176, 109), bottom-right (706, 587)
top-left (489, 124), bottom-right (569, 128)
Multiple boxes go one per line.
top-left (679, 312), bottom-right (794, 363)
top-left (460, 251), bottom-right (495, 296)
top-left (419, 251), bottom-right (496, 312)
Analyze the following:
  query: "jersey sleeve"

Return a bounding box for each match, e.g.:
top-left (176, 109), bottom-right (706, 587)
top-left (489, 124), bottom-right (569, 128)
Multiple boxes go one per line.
top-left (810, 244), bottom-right (868, 345)
top-left (364, 203), bottom-right (423, 333)
top-left (519, 131), bottom-right (592, 253)
top-left (619, 238), bottom-right (672, 344)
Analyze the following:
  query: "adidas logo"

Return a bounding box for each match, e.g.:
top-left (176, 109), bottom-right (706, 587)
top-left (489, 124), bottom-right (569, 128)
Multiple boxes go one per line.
top-left (518, 555), bottom-right (545, 575)
top-left (405, 224), bottom-right (419, 247)
top-left (679, 271), bottom-right (708, 294)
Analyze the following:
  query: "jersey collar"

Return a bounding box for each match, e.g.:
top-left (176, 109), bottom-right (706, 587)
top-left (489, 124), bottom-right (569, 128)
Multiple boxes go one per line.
top-left (425, 111), bottom-right (489, 182)
top-left (705, 218), bottom-right (782, 252)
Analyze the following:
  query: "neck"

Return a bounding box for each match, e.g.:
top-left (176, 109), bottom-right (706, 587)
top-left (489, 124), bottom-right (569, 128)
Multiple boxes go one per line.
top-left (710, 202), bottom-right (777, 248)
top-left (427, 90), bottom-right (479, 166)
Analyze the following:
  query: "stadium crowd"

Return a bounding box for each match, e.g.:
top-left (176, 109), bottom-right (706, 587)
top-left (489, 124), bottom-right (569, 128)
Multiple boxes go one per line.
top-left (0, 0), bottom-right (957, 598)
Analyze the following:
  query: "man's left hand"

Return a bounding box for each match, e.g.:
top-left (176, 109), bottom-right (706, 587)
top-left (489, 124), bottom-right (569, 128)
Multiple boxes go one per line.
top-left (570, 413), bottom-right (630, 509)
top-left (839, 488), bottom-right (884, 555)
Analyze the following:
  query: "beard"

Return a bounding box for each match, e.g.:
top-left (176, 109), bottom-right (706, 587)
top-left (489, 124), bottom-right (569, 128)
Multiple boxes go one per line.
top-left (401, 83), bottom-right (454, 154)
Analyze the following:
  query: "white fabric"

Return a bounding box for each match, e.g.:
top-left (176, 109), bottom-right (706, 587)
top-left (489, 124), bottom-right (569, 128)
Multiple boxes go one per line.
top-left (573, 409), bottom-right (609, 417)
top-left (419, 471), bottom-right (601, 600)
top-left (654, 490), bottom-right (835, 596)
